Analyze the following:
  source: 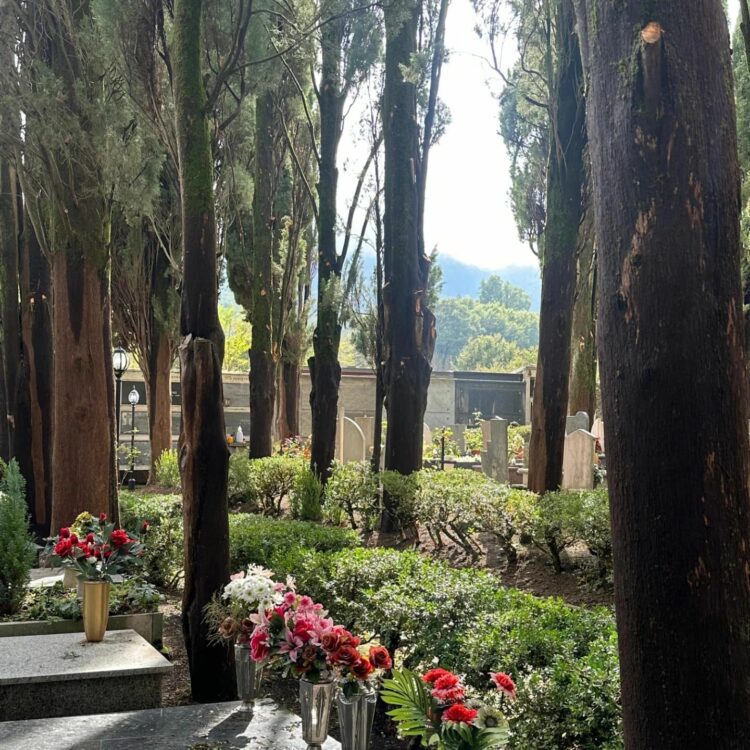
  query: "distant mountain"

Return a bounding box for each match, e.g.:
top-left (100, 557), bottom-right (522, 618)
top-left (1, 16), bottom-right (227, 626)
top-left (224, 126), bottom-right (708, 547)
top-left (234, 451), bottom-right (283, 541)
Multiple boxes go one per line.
top-left (222, 250), bottom-right (542, 312)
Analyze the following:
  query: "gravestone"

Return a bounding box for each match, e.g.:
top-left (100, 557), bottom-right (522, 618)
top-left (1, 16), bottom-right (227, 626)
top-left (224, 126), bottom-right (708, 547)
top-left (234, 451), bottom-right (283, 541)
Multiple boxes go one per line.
top-left (480, 417), bottom-right (508, 483)
top-left (562, 429), bottom-right (596, 490)
top-left (566, 411), bottom-right (590, 435)
top-left (342, 418), bottom-right (367, 463)
top-left (452, 424), bottom-right (466, 453)
top-left (0, 629), bottom-right (171, 720)
top-left (423, 423), bottom-right (433, 447)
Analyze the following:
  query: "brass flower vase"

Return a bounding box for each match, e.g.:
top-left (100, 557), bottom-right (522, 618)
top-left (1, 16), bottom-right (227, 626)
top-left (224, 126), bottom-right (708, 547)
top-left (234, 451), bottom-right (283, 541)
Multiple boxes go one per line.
top-left (299, 677), bottom-right (334, 749)
top-left (82, 580), bottom-right (110, 642)
top-left (336, 687), bottom-right (376, 750)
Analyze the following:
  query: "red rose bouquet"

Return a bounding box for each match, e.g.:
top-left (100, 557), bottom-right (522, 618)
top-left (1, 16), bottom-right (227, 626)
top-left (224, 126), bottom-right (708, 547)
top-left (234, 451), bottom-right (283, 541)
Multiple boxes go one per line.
top-left (328, 638), bottom-right (392, 698)
top-left (382, 667), bottom-right (512, 749)
top-left (45, 513), bottom-right (144, 582)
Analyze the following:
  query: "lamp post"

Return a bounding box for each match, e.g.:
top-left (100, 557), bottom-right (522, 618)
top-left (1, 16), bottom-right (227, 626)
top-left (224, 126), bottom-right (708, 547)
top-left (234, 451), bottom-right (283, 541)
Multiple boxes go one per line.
top-left (128, 387), bottom-right (140, 491)
top-left (113, 347), bottom-right (129, 483)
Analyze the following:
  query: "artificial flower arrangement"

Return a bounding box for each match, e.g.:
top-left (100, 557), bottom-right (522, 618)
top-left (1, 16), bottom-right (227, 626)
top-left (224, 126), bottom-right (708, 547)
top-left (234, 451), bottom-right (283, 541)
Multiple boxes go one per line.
top-left (45, 513), bottom-right (144, 582)
top-left (381, 666), bottom-right (514, 749)
top-left (204, 565), bottom-right (291, 645)
top-left (247, 581), bottom-right (392, 687)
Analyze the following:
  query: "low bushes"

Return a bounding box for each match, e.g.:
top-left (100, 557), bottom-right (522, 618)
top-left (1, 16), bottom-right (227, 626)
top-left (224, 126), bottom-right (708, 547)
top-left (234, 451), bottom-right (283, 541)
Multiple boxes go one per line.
top-left (291, 467), bottom-right (324, 522)
top-left (154, 449), bottom-right (181, 490)
top-left (120, 491), bottom-right (184, 587)
top-left (228, 454), bottom-right (305, 514)
top-left (0, 460), bottom-right (36, 615)
top-left (270, 546), bottom-right (622, 749)
top-left (323, 461), bottom-right (379, 532)
top-left (228, 514), bottom-right (359, 572)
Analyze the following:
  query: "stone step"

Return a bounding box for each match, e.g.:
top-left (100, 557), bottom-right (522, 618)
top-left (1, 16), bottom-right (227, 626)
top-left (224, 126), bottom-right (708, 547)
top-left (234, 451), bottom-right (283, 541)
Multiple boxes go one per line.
top-left (0, 699), bottom-right (341, 749)
top-left (0, 629), bottom-right (172, 721)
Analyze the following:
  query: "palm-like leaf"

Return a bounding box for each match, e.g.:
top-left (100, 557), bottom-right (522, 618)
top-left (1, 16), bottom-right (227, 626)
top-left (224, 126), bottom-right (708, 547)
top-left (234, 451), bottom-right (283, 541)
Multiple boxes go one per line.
top-left (381, 668), bottom-right (435, 742)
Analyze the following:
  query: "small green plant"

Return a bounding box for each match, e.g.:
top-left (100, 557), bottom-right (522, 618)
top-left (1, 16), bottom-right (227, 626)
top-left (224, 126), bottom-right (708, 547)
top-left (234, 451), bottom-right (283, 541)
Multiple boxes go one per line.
top-left (0, 460), bottom-right (36, 615)
top-left (380, 470), bottom-right (419, 532)
top-left (323, 461), bottom-right (379, 531)
top-left (228, 454), bottom-right (304, 514)
top-left (424, 427), bottom-right (461, 461)
top-left (291, 467), bottom-right (324, 522)
top-left (154, 449), bottom-right (181, 489)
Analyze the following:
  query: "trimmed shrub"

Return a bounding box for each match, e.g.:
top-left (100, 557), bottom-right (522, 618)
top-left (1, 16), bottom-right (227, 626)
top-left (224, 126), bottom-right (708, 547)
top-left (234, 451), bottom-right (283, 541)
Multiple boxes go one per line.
top-left (415, 469), bottom-right (516, 563)
top-left (379, 470), bottom-right (418, 532)
top-left (154, 449), bottom-right (181, 490)
top-left (291, 467), bottom-right (324, 522)
top-left (0, 461), bottom-right (36, 615)
top-left (228, 514), bottom-right (360, 572)
top-left (119, 492), bottom-right (183, 587)
top-left (270, 545), bottom-right (621, 750)
top-left (228, 454), bottom-right (304, 514)
top-left (508, 489), bottom-right (586, 572)
top-left (323, 461), bottom-right (379, 532)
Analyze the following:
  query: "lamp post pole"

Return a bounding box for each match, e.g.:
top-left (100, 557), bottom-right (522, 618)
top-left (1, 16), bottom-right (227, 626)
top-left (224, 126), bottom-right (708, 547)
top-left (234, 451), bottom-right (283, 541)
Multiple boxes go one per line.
top-left (112, 347), bottom-right (130, 485)
top-left (128, 387), bottom-right (140, 491)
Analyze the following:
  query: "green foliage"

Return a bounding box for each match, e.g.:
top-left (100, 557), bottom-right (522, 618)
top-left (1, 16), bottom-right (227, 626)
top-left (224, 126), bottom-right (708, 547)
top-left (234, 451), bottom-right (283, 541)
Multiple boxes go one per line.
top-left (381, 668), bottom-right (433, 743)
top-left (228, 513), bottom-right (360, 572)
top-left (322, 461), bottom-right (380, 532)
top-left (424, 427), bottom-right (461, 460)
top-left (154, 449), bottom-right (181, 490)
top-left (218, 305), bottom-right (252, 372)
top-left (380, 470), bottom-right (419, 531)
top-left (119, 492), bottom-right (184, 587)
top-left (479, 275), bottom-right (531, 310)
top-left (272, 546), bottom-right (620, 749)
top-left (291, 467), bottom-right (324, 522)
top-left (0, 579), bottom-right (162, 623)
top-left (434, 297), bottom-right (539, 370)
top-left (414, 469), bottom-right (516, 563)
top-left (228, 454), bottom-right (305, 514)
top-left (456, 333), bottom-right (537, 372)
top-left (0, 461), bottom-right (36, 615)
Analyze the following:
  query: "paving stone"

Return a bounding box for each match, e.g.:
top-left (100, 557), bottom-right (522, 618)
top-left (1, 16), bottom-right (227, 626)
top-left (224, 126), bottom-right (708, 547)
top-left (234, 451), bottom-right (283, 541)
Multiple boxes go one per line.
top-left (0, 699), bottom-right (341, 749)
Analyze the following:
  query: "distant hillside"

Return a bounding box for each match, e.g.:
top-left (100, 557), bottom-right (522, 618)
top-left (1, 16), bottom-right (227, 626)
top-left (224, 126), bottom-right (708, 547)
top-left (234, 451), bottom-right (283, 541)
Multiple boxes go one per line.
top-left (222, 251), bottom-right (542, 312)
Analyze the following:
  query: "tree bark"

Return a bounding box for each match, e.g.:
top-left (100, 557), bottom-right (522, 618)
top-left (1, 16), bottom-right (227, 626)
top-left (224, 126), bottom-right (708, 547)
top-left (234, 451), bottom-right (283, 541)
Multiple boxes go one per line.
top-left (0, 157), bottom-right (19, 458)
top-left (279, 355), bottom-right (300, 440)
top-left (567, 158), bottom-right (597, 420)
top-left (174, 0), bottom-right (233, 702)
top-left (16, 217), bottom-right (53, 539)
top-left (146, 327), bottom-right (173, 482)
top-left (527, 0), bottom-right (585, 494)
top-left (381, 0), bottom-right (436, 528)
top-left (50, 246), bottom-right (117, 530)
top-left (574, 2), bottom-right (750, 746)
top-left (249, 90), bottom-right (277, 459)
top-left (309, 15), bottom-right (345, 482)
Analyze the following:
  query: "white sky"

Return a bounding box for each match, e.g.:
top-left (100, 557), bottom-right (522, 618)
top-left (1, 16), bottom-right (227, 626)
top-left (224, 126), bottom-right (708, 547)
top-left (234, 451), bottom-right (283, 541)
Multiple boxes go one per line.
top-left (340, 1), bottom-right (742, 274)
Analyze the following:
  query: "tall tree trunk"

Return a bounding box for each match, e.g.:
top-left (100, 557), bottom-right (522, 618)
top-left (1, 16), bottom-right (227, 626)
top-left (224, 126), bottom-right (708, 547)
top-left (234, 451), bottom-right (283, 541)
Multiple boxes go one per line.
top-left (249, 91), bottom-right (277, 459)
top-left (146, 328), bottom-right (173, 482)
top-left (381, 0), bottom-right (436, 528)
top-left (174, 0), bottom-right (233, 701)
top-left (0, 157), bottom-right (19, 458)
top-left (0, 337), bottom-right (8, 463)
top-left (279, 355), bottom-right (300, 440)
top-left (16, 212), bottom-right (53, 539)
top-left (575, 3), bottom-right (750, 745)
top-left (567, 160), bottom-right (596, 420)
top-left (309, 17), bottom-right (345, 482)
top-left (527, 0), bottom-right (585, 494)
top-left (50, 246), bottom-right (117, 529)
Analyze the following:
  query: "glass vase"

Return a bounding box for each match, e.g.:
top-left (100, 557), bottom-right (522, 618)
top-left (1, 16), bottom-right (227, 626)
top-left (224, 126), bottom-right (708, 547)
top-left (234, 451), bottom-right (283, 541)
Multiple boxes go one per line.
top-left (299, 677), bottom-right (334, 749)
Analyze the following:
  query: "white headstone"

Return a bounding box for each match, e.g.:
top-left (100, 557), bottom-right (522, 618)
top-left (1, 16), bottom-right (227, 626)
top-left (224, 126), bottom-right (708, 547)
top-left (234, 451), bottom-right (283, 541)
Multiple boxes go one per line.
top-left (342, 418), bottom-right (367, 463)
top-left (423, 423), bottom-right (433, 447)
top-left (562, 429), bottom-right (596, 490)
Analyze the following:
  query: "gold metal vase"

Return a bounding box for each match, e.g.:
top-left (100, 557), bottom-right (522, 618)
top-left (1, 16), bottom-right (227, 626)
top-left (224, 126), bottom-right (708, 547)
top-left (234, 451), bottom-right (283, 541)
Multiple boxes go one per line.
top-left (82, 580), bottom-right (110, 642)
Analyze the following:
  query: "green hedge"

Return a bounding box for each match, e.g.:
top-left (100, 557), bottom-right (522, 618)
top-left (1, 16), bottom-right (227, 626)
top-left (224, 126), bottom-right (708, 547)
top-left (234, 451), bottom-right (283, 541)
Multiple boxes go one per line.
top-left (120, 492), bottom-right (360, 585)
top-left (271, 546), bottom-right (622, 750)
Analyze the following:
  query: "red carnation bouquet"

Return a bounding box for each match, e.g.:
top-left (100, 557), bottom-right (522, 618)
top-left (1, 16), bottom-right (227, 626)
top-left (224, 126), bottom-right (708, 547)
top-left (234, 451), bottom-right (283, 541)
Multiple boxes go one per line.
top-left (381, 666), bottom-right (512, 749)
top-left (45, 513), bottom-right (144, 582)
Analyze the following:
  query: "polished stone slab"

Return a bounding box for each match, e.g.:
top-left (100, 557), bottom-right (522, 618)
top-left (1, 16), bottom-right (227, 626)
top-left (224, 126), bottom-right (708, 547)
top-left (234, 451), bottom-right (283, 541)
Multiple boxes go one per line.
top-left (0, 699), bottom-right (341, 749)
top-left (0, 629), bottom-right (171, 720)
